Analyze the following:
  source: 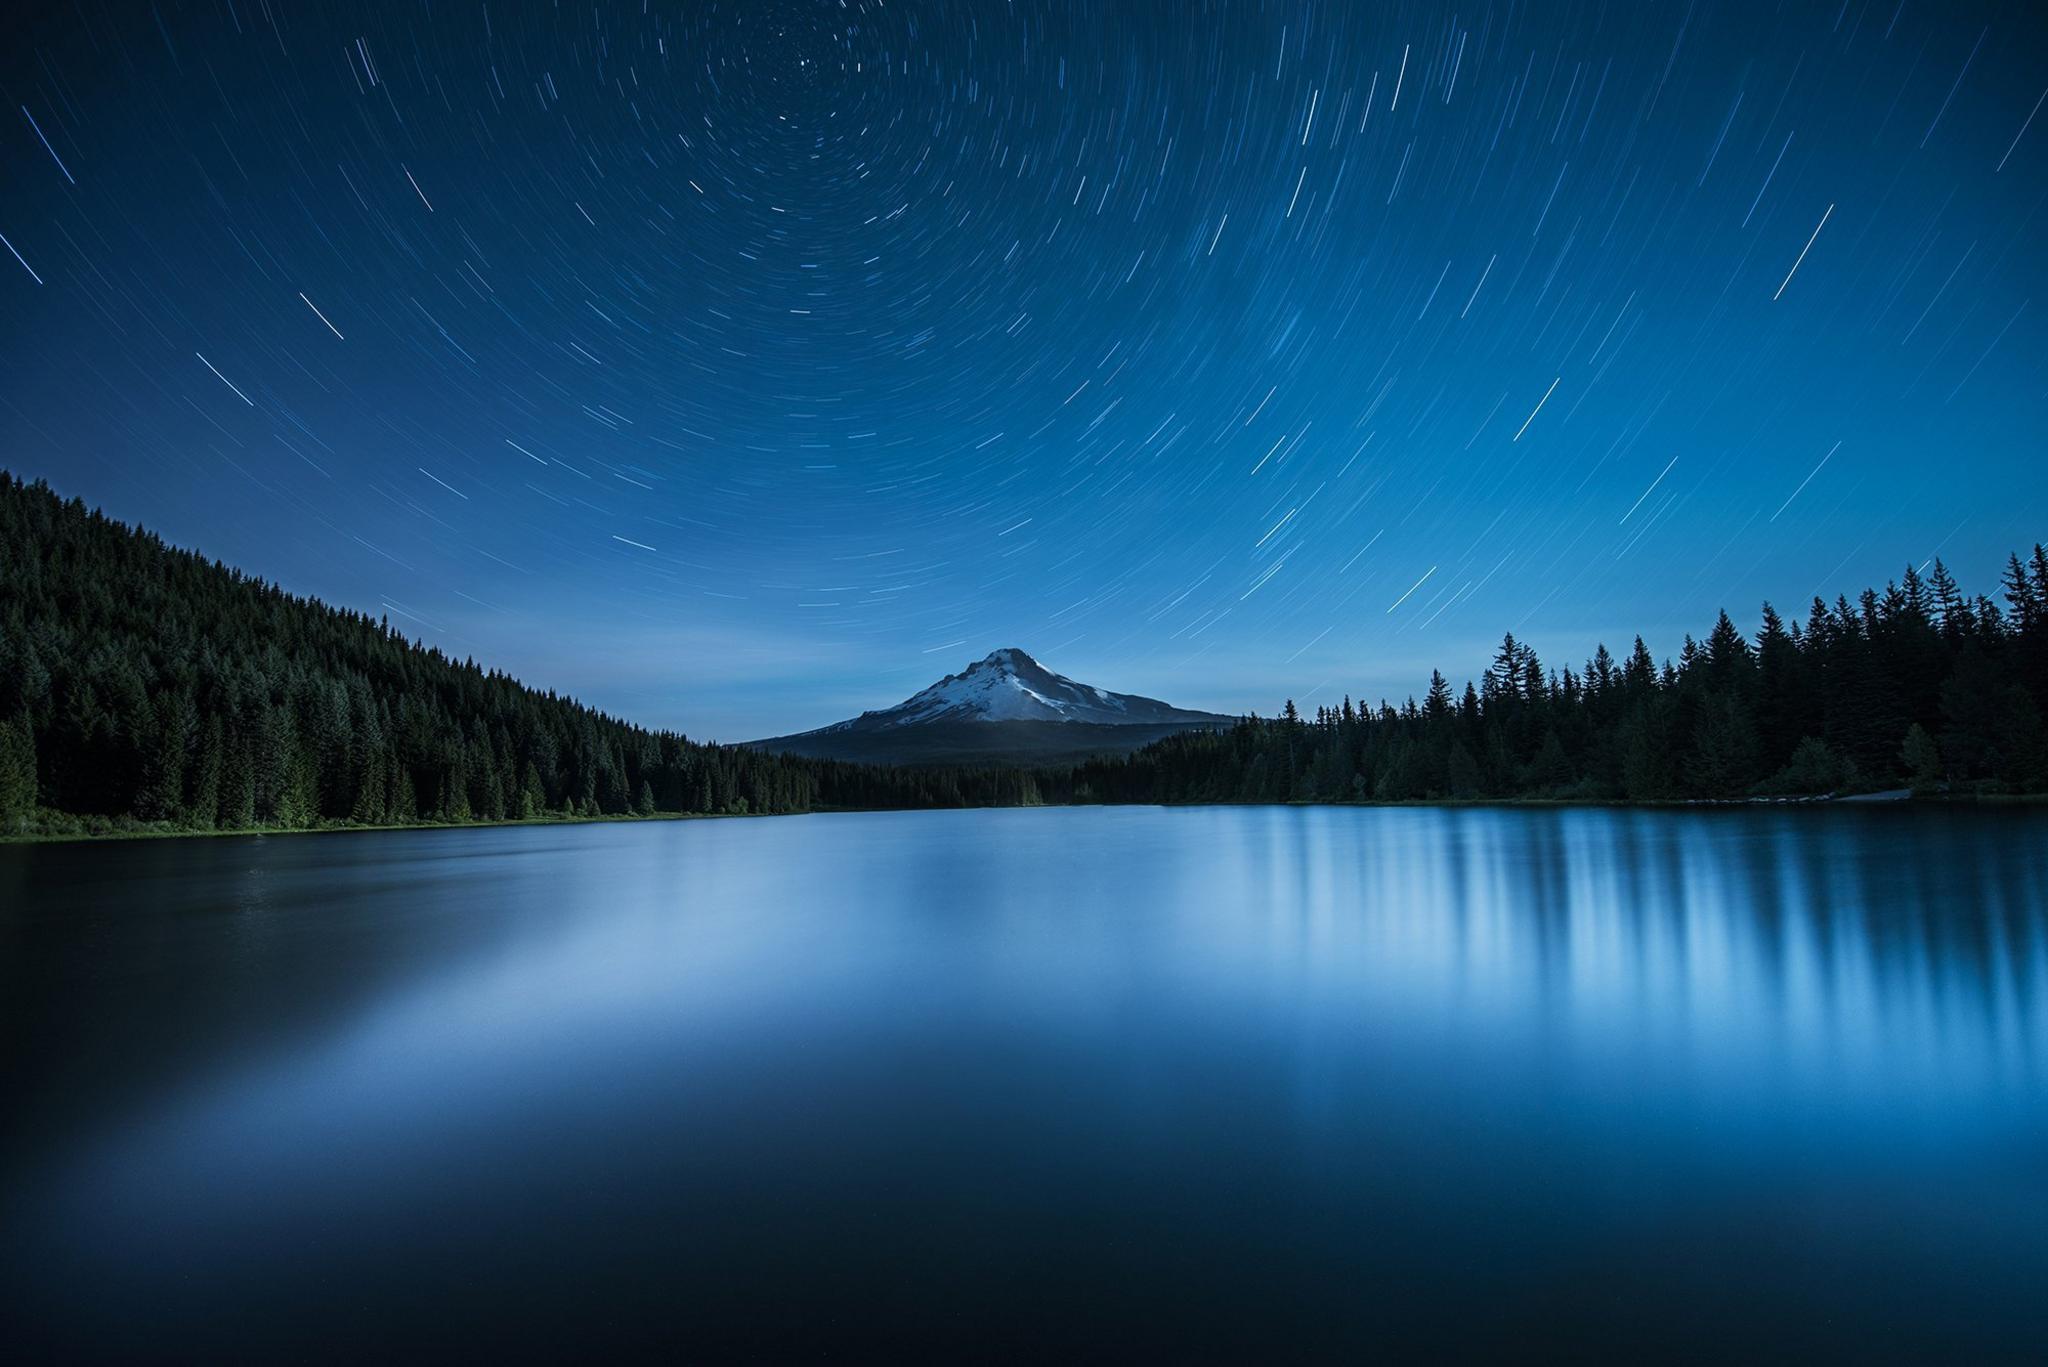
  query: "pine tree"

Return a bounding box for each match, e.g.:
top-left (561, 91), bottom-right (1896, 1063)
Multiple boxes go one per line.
top-left (188, 715), bottom-right (223, 830)
top-left (255, 702), bottom-right (297, 825)
top-left (390, 764), bottom-right (417, 823)
top-left (1485, 633), bottom-right (1522, 703)
top-left (351, 744), bottom-right (387, 825)
top-left (0, 711), bottom-right (37, 830)
top-left (1423, 670), bottom-right (1452, 720)
top-left (135, 691), bottom-right (191, 822)
top-left (1928, 559), bottom-right (1966, 642)
top-left (1624, 637), bottom-right (1657, 693)
top-left (440, 749), bottom-right (472, 822)
top-left (220, 729), bottom-right (257, 829)
top-left (2001, 553), bottom-right (2040, 636)
top-left (1704, 610), bottom-right (1755, 684)
top-left (1589, 644), bottom-right (1616, 694)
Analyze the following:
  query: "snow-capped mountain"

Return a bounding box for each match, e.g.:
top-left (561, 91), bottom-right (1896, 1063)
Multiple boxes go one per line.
top-left (747, 649), bottom-right (1234, 766)
top-left (828, 647), bottom-right (1224, 731)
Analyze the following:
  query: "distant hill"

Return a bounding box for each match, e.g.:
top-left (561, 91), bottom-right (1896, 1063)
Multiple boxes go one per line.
top-left (748, 648), bottom-right (1235, 765)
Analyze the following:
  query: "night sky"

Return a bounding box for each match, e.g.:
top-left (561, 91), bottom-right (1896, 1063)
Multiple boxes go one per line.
top-left (2, 2), bottom-right (2043, 740)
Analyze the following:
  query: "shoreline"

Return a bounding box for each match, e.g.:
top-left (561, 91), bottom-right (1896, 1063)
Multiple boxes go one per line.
top-left (0, 808), bottom-right (762, 847)
top-left (6, 789), bottom-right (2042, 847)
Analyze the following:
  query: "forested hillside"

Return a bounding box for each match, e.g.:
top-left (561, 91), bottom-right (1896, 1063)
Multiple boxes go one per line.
top-left (0, 474), bottom-right (1045, 837)
top-left (1072, 548), bottom-right (2048, 804)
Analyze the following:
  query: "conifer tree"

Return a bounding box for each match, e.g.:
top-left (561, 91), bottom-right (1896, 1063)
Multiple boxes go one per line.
top-left (0, 711), bottom-right (37, 830)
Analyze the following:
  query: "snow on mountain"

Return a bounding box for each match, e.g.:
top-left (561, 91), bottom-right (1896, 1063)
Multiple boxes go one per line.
top-left (821, 647), bottom-right (1227, 732)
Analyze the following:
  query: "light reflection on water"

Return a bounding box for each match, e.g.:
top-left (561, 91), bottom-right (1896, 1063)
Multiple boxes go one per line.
top-left (2, 805), bottom-right (2044, 1359)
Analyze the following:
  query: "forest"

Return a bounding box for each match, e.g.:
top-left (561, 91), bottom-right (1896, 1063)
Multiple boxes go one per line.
top-left (1071, 546), bottom-right (2048, 805)
top-left (0, 474), bottom-right (1047, 838)
top-left (2, 470), bottom-right (2042, 838)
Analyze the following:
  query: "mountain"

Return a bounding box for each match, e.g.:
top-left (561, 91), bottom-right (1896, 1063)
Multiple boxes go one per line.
top-left (838, 647), bottom-right (1223, 728)
top-left (747, 648), bottom-right (1235, 766)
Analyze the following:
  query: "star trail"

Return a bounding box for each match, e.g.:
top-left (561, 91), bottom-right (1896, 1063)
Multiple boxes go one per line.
top-left (2, 1), bottom-right (2042, 737)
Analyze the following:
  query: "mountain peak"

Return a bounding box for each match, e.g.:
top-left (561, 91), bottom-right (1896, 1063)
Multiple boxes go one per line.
top-left (747, 648), bottom-right (1237, 764)
top-left (804, 648), bottom-right (1232, 732)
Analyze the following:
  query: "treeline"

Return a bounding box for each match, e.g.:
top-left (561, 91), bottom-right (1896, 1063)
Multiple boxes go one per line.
top-left (3, 471), bottom-right (2040, 838)
top-left (0, 474), bottom-right (1048, 838)
top-left (1069, 548), bottom-right (2048, 805)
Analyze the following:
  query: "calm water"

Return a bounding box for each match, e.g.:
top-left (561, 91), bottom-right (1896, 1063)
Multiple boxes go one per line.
top-left (2, 806), bottom-right (2045, 1360)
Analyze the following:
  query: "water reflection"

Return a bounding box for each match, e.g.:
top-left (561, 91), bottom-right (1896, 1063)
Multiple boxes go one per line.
top-left (2, 806), bottom-right (2044, 1359)
top-left (1171, 806), bottom-right (2045, 1108)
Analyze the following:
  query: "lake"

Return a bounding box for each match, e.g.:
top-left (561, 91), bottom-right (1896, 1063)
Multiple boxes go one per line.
top-left (3, 806), bottom-right (2045, 1360)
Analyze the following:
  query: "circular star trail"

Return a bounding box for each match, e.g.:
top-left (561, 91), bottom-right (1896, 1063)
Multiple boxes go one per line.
top-left (2, 1), bottom-right (2043, 735)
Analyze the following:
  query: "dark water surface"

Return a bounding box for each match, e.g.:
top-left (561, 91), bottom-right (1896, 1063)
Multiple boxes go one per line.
top-left (3, 806), bottom-right (2045, 1360)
